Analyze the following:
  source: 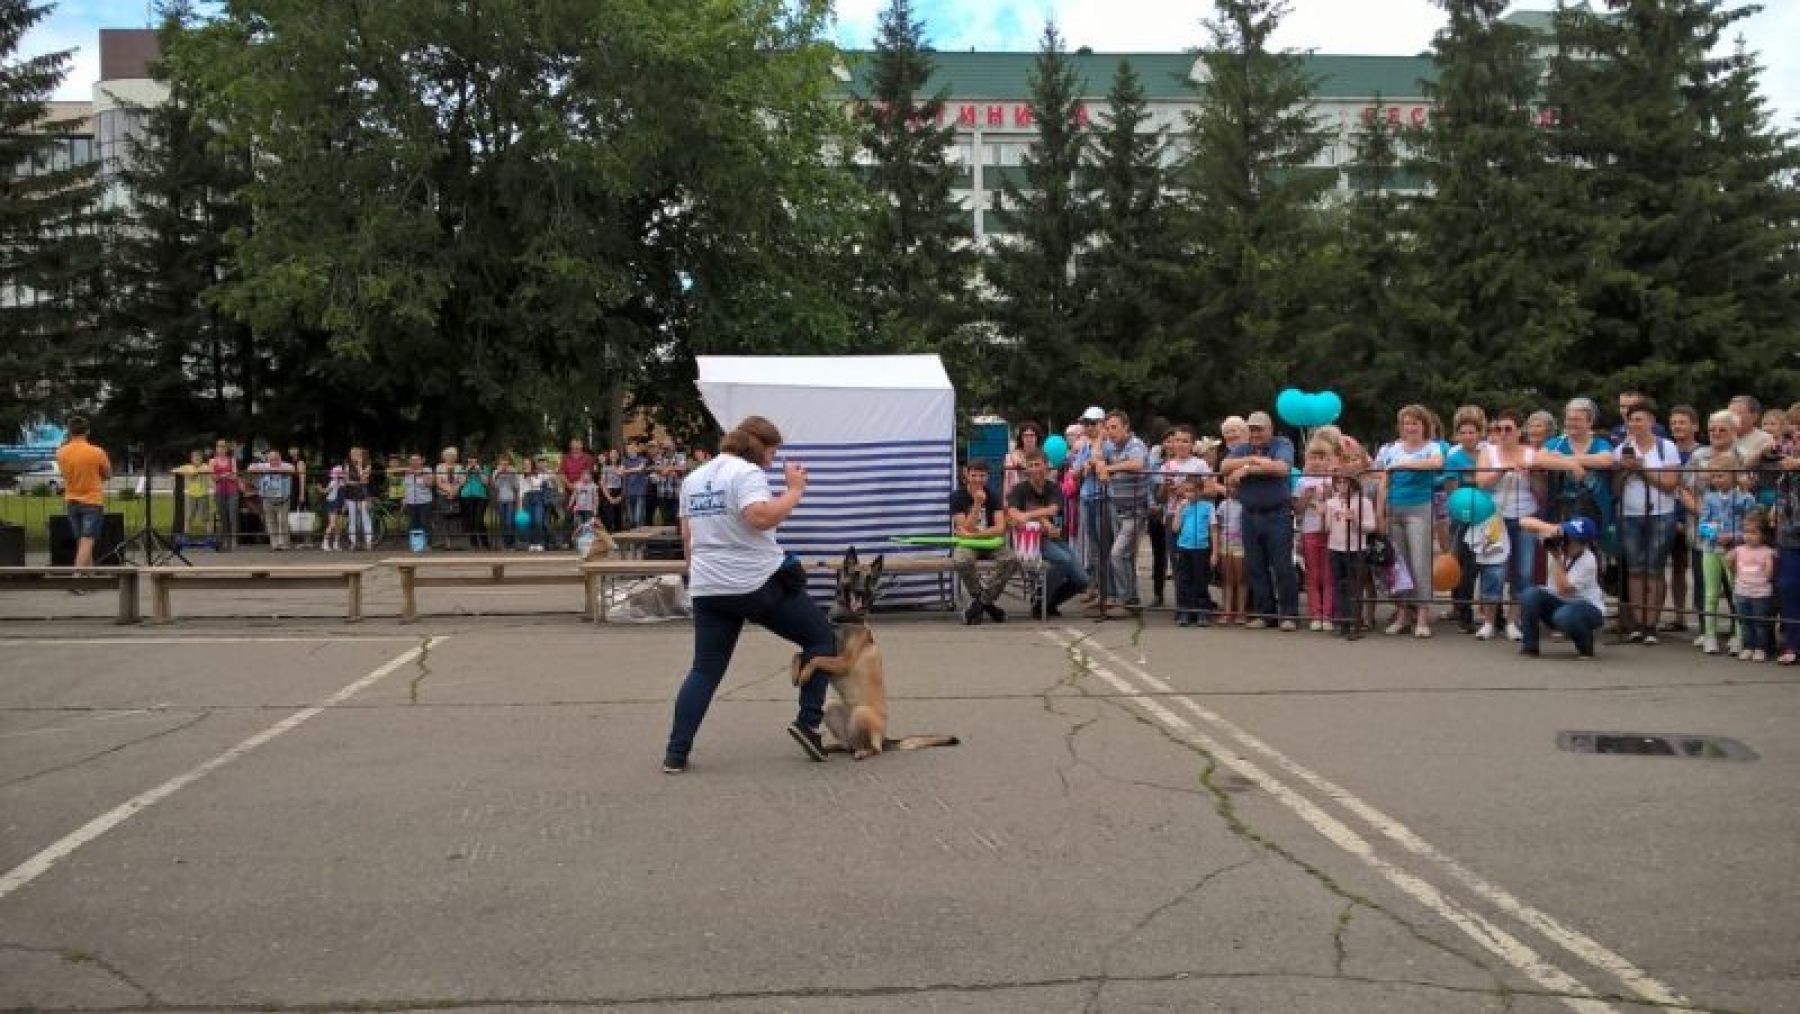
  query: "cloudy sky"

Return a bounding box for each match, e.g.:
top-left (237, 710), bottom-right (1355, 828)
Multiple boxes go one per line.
top-left (20, 0), bottom-right (1800, 127)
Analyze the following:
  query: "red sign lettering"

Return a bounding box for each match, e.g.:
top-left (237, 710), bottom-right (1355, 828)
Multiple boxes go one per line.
top-left (986, 104), bottom-right (1005, 127)
top-left (1538, 106), bottom-right (1559, 127)
top-left (1074, 103), bottom-right (1090, 126)
top-left (1409, 106), bottom-right (1427, 126)
top-left (957, 104), bottom-right (977, 127)
top-left (1013, 105), bottom-right (1033, 128)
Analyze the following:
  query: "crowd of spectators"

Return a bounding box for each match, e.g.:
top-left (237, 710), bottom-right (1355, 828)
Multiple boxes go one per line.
top-left (955, 394), bottom-right (1800, 665)
top-left (173, 434), bottom-right (703, 553)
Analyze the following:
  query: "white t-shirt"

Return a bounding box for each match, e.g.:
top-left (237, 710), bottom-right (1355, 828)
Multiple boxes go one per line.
top-left (681, 454), bottom-right (783, 597)
top-left (1296, 475), bottom-right (1332, 533)
top-left (1613, 437), bottom-right (1678, 516)
top-left (1482, 446), bottom-right (1539, 519)
top-left (1563, 550), bottom-right (1606, 613)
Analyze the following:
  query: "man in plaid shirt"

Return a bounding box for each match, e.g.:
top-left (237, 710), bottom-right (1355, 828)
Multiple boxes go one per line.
top-left (653, 441), bottom-right (688, 526)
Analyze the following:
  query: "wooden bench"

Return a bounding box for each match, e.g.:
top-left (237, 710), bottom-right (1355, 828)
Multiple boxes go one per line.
top-left (580, 560), bottom-right (687, 621)
top-left (0, 567), bottom-right (141, 624)
top-left (386, 555), bottom-right (586, 623)
top-left (143, 565), bottom-right (370, 624)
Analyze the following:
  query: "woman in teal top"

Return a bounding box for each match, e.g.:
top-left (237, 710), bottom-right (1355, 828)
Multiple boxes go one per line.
top-left (1375, 405), bottom-right (1445, 638)
top-left (1544, 398), bottom-right (1616, 554)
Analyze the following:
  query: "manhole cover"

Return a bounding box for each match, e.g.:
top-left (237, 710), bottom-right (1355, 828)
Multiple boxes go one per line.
top-left (1557, 731), bottom-right (1757, 761)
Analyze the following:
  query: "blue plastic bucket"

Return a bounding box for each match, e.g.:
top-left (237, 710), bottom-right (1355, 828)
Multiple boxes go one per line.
top-left (409, 528), bottom-right (427, 553)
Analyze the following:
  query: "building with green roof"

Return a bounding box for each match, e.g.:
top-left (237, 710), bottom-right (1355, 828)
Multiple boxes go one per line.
top-left (832, 9), bottom-right (1562, 243)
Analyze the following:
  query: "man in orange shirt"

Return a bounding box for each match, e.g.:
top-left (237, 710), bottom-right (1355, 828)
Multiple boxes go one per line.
top-left (55, 416), bottom-right (111, 571)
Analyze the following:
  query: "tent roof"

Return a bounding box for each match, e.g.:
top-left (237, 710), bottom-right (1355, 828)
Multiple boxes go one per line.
top-left (697, 355), bottom-right (952, 392)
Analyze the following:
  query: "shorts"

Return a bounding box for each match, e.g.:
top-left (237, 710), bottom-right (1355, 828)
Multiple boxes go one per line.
top-left (67, 502), bottom-right (103, 539)
top-left (1619, 513), bottom-right (1677, 573)
top-left (1476, 563), bottom-right (1505, 603)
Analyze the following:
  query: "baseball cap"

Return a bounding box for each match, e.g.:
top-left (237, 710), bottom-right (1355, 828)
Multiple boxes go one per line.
top-left (1561, 517), bottom-right (1598, 542)
top-left (1246, 411), bottom-right (1273, 430)
top-left (1079, 406), bottom-right (1105, 422)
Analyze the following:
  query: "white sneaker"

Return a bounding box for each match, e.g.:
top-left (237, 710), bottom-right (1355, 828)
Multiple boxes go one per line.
top-left (1309, 620), bottom-right (1323, 632)
top-left (1728, 638), bottom-right (1742, 654)
top-left (530, 544), bottom-right (544, 552)
top-left (1752, 650), bottom-right (1767, 663)
top-left (1738, 649), bottom-right (1753, 661)
top-left (1475, 622), bottom-right (1496, 641)
top-left (1384, 617), bottom-right (1408, 636)
top-left (1702, 636), bottom-right (1720, 654)
top-left (1506, 623), bottom-right (1523, 642)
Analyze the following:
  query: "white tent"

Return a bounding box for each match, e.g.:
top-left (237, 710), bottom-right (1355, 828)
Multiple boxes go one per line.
top-left (696, 355), bottom-right (957, 607)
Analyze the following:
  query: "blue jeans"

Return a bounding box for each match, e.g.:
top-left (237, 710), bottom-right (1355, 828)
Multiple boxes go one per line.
top-left (1739, 596), bottom-right (1775, 654)
top-left (666, 568), bottom-right (837, 764)
top-left (1040, 537), bottom-right (1087, 608)
top-left (522, 491), bottom-right (547, 546)
top-left (1503, 518), bottom-right (1537, 602)
top-left (627, 493), bottom-right (652, 529)
top-left (1519, 587), bottom-right (1604, 654)
top-left (1082, 499), bottom-right (1114, 599)
top-left (1242, 505), bottom-right (1299, 620)
top-left (67, 502), bottom-right (103, 539)
top-left (1780, 547), bottom-right (1800, 655)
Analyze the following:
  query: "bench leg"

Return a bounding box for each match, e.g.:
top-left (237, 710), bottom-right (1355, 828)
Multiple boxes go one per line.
top-left (347, 574), bottom-right (363, 623)
top-left (583, 573), bottom-right (597, 623)
top-left (399, 568), bottom-right (417, 624)
top-left (117, 575), bottom-right (141, 625)
top-left (599, 576), bottom-right (610, 622)
top-left (151, 576), bottom-right (172, 624)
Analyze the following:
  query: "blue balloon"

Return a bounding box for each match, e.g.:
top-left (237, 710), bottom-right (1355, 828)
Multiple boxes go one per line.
top-left (1314, 391), bottom-right (1343, 426)
top-left (1275, 388), bottom-right (1306, 427)
top-left (1447, 486), bottom-right (1496, 525)
top-left (1289, 465), bottom-right (1303, 493)
top-left (514, 508), bottom-right (531, 530)
top-left (1044, 434), bottom-right (1069, 468)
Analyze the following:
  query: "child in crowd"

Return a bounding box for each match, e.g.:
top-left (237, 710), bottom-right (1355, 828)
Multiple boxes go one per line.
top-left (1727, 508), bottom-right (1777, 662)
top-left (1296, 436), bottom-right (1336, 631)
top-left (1213, 475), bottom-right (1247, 624)
top-left (1464, 511), bottom-right (1511, 641)
top-left (570, 467), bottom-right (600, 529)
top-left (385, 454), bottom-right (407, 504)
top-left (1681, 457), bottom-right (1755, 655)
top-left (1324, 449), bottom-right (1378, 639)
top-left (1168, 477), bottom-right (1215, 627)
top-left (320, 466), bottom-right (346, 551)
top-left (402, 453), bottom-right (435, 540)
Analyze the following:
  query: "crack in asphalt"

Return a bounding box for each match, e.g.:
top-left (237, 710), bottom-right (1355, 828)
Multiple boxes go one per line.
top-left (405, 636), bottom-right (435, 705)
top-left (0, 941), bottom-right (159, 1005)
top-left (1056, 637), bottom-right (1518, 1003)
top-left (1333, 900), bottom-right (1356, 977)
top-left (1085, 857), bottom-right (1263, 1013)
top-left (1, 969), bottom-right (1735, 1012)
top-left (0, 712), bottom-right (212, 791)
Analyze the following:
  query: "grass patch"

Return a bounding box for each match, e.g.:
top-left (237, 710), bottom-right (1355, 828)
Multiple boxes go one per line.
top-left (0, 493), bottom-right (177, 551)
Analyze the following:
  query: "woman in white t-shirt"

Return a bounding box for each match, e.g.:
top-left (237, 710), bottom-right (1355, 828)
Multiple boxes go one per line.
top-left (1613, 401), bottom-right (1682, 643)
top-left (662, 416), bottom-right (834, 774)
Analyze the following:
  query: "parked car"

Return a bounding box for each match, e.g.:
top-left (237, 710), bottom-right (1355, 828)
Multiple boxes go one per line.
top-left (14, 461), bottom-right (62, 495)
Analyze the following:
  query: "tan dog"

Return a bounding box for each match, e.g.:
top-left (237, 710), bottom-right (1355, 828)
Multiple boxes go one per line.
top-left (792, 548), bottom-right (960, 760)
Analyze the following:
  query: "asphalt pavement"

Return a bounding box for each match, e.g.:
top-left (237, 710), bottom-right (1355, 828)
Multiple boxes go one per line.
top-left (0, 564), bottom-right (1795, 1012)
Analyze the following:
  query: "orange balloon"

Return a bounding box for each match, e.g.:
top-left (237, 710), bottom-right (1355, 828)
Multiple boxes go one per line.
top-left (1432, 554), bottom-right (1462, 592)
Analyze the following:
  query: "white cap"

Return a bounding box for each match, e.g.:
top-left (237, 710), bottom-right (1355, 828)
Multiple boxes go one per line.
top-left (1246, 411), bottom-right (1273, 430)
top-left (1079, 406), bottom-right (1105, 422)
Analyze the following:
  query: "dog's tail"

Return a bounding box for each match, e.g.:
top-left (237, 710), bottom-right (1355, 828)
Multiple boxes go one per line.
top-left (882, 734), bottom-right (960, 750)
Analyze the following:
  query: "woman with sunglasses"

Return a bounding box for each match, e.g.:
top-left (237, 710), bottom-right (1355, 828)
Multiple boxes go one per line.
top-left (1003, 421), bottom-right (1043, 504)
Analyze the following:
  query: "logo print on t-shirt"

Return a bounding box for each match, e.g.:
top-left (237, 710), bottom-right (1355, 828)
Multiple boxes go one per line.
top-left (688, 480), bottom-right (725, 517)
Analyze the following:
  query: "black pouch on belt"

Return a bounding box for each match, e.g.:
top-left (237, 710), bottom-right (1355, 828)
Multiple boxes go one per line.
top-left (776, 554), bottom-right (809, 595)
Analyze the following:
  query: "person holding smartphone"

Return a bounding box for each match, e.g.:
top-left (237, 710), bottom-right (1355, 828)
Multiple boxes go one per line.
top-left (662, 416), bottom-right (833, 774)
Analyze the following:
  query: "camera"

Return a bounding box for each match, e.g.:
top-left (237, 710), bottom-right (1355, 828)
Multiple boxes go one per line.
top-left (1543, 535), bottom-right (1566, 551)
top-left (1620, 444), bottom-right (1637, 460)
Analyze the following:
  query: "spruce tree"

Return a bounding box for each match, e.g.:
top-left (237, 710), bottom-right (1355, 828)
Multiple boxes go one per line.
top-left (1414, 0), bottom-right (1593, 409)
top-left (984, 21), bottom-right (1091, 422)
top-left (1172, 0), bottom-right (1333, 418)
top-left (1078, 58), bottom-right (1181, 424)
top-left (0, 0), bottom-right (107, 432)
top-left (855, 0), bottom-right (975, 353)
top-left (104, 4), bottom-right (256, 455)
top-left (1549, 0), bottom-right (1800, 405)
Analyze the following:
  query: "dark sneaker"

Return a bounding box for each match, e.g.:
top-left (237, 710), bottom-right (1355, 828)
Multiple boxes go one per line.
top-left (661, 756), bottom-right (687, 774)
top-left (1519, 646), bottom-right (1540, 657)
top-left (787, 722), bottom-right (828, 762)
top-left (983, 602), bottom-right (1007, 623)
top-left (962, 599), bottom-right (985, 625)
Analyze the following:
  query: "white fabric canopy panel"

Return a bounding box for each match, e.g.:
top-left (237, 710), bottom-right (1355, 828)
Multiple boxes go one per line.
top-left (696, 355), bottom-right (957, 608)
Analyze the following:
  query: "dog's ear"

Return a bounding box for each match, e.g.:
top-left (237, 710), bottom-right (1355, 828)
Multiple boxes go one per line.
top-left (867, 554), bottom-right (884, 582)
top-left (843, 545), bottom-right (859, 569)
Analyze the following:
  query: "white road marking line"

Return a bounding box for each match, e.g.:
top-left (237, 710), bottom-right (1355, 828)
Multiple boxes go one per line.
top-left (1070, 635), bottom-right (1689, 1009)
top-left (0, 637), bottom-right (447, 901)
top-left (0, 637), bottom-right (418, 646)
top-left (1045, 631), bottom-right (1615, 1013)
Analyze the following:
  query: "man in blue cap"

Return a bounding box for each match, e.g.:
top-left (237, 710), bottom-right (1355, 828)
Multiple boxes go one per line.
top-left (1516, 516), bottom-right (1606, 658)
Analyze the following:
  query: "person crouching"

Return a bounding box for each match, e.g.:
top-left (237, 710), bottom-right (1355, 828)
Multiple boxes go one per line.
top-left (1516, 516), bottom-right (1606, 659)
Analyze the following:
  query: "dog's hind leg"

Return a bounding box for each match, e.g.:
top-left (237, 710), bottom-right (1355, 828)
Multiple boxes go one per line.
top-left (849, 705), bottom-right (886, 760)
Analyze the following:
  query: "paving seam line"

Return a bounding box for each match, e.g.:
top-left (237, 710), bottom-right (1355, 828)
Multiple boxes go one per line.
top-left (0, 636), bottom-right (449, 901)
top-left (1045, 629), bottom-right (1677, 1013)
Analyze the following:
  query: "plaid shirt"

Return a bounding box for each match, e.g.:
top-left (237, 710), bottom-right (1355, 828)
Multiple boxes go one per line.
top-left (653, 453), bottom-right (687, 498)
